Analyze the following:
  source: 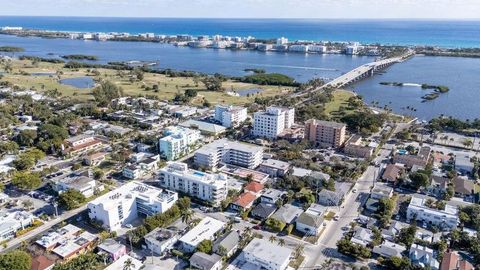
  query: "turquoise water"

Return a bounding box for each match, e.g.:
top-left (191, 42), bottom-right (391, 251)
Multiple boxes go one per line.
top-left (1, 17), bottom-right (480, 48)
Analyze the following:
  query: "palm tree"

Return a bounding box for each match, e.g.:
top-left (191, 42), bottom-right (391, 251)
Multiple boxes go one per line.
top-left (278, 238), bottom-right (286, 247)
top-left (181, 209), bottom-right (194, 224)
top-left (269, 235), bottom-right (277, 243)
top-left (123, 258), bottom-right (135, 270)
top-left (463, 139), bottom-right (474, 149)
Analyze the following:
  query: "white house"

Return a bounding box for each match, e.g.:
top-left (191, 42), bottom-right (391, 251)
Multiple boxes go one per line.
top-left (178, 217), bottom-right (225, 253)
top-left (0, 211), bottom-right (34, 241)
top-left (144, 228), bottom-right (179, 255)
top-left (242, 238), bottom-right (292, 270)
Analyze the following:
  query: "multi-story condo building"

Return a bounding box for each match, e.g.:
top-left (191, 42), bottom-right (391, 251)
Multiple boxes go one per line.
top-left (305, 119), bottom-right (346, 148)
top-left (88, 181), bottom-right (178, 231)
top-left (214, 105), bottom-right (248, 128)
top-left (158, 162), bottom-right (228, 206)
top-left (194, 139), bottom-right (263, 170)
top-left (253, 106), bottom-right (295, 139)
top-left (159, 126), bottom-right (201, 161)
top-left (406, 194), bottom-right (459, 230)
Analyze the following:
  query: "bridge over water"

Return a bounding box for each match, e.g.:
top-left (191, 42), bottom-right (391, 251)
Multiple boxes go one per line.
top-left (294, 50), bottom-right (415, 99)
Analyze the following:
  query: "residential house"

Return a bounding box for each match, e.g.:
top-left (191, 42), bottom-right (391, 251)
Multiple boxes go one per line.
top-left (372, 241), bottom-right (406, 258)
top-left (441, 250), bottom-right (474, 270)
top-left (97, 239), bottom-right (127, 263)
top-left (244, 181), bottom-right (264, 195)
top-left (317, 189), bottom-right (344, 206)
top-left (178, 217), bottom-right (225, 253)
top-left (213, 231), bottom-right (240, 257)
top-left (409, 244), bottom-right (440, 270)
top-left (271, 204), bottom-right (303, 224)
top-left (260, 189), bottom-right (286, 205)
top-left (452, 176), bottom-right (475, 197)
top-left (242, 238), bottom-right (293, 270)
top-left (258, 159), bottom-right (291, 177)
top-left (31, 255), bottom-right (55, 270)
top-left (250, 203), bottom-right (277, 220)
top-left (351, 227), bottom-right (374, 247)
top-left (382, 164), bottom-right (403, 183)
top-left (428, 176), bottom-right (450, 198)
top-left (104, 255), bottom-right (142, 270)
top-left (455, 155), bottom-right (474, 175)
top-left (189, 252), bottom-right (222, 270)
top-left (230, 192), bottom-right (257, 211)
top-left (0, 211), bottom-right (34, 241)
top-left (83, 152), bottom-right (106, 166)
top-left (144, 228), bottom-right (179, 255)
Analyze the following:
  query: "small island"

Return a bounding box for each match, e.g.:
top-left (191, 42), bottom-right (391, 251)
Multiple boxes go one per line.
top-left (380, 81), bottom-right (449, 102)
top-left (61, 54), bottom-right (98, 61)
top-left (244, 68), bottom-right (266, 74)
top-left (0, 46), bottom-right (25, 52)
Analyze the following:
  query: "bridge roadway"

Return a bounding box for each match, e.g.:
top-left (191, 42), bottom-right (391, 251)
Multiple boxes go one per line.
top-left (293, 50), bottom-right (415, 100)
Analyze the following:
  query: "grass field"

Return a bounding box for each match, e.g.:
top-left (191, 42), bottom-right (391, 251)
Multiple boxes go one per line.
top-left (324, 90), bottom-right (355, 115)
top-left (2, 59), bottom-right (293, 105)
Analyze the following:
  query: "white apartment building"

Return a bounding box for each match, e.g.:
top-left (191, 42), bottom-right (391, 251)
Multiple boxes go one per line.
top-left (276, 37), bottom-right (288, 45)
top-left (214, 105), bottom-right (248, 128)
top-left (0, 211), bottom-right (34, 241)
top-left (178, 217), bottom-right (225, 253)
top-left (407, 195), bottom-right (459, 230)
top-left (289, 45), bottom-right (309, 53)
top-left (88, 181), bottom-right (178, 231)
top-left (308, 45), bottom-right (327, 53)
top-left (51, 173), bottom-right (97, 198)
top-left (159, 126), bottom-right (201, 161)
top-left (122, 154), bottom-right (160, 180)
top-left (158, 162), bottom-right (228, 206)
top-left (242, 238), bottom-right (292, 270)
top-left (253, 106), bottom-right (295, 139)
top-left (194, 139), bottom-right (263, 170)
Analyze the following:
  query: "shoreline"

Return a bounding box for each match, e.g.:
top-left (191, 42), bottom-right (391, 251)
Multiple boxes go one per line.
top-left (2, 28), bottom-right (480, 59)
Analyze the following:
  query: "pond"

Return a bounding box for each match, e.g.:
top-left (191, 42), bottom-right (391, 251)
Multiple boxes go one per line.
top-left (59, 76), bottom-right (95, 89)
top-left (31, 72), bottom-right (55, 76)
top-left (236, 88), bottom-right (264, 96)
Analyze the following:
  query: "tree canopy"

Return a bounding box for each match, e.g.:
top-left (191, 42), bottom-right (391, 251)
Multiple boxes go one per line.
top-left (11, 171), bottom-right (41, 190)
top-left (92, 80), bottom-right (123, 107)
top-left (57, 189), bottom-right (87, 210)
top-left (0, 250), bottom-right (31, 270)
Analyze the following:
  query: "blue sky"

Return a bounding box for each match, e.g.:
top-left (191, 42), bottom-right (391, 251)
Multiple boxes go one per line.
top-left (1, 0), bottom-right (479, 19)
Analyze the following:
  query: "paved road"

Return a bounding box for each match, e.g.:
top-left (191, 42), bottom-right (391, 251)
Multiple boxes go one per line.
top-left (0, 205), bottom-right (87, 253)
top-left (302, 146), bottom-right (393, 269)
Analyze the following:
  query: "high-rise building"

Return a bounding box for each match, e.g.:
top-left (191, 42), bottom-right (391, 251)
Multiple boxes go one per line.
top-left (214, 105), bottom-right (248, 128)
top-left (159, 126), bottom-right (201, 161)
top-left (158, 162), bottom-right (228, 206)
top-left (194, 139), bottom-right (264, 170)
top-left (253, 106), bottom-right (295, 139)
top-left (305, 119), bottom-right (346, 148)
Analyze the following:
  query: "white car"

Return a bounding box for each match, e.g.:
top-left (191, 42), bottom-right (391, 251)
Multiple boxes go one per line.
top-left (352, 189), bottom-right (357, 193)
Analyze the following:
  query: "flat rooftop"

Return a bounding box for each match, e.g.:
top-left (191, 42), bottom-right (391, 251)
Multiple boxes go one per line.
top-left (243, 238), bottom-right (292, 266)
top-left (179, 217), bottom-right (225, 248)
top-left (196, 138), bottom-right (263, 155)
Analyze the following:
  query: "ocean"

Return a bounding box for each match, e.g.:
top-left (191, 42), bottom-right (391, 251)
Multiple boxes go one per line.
top-left (0, 17), bottom-right (479, 120)
top-left (1, 17), bottom-right (480, 48)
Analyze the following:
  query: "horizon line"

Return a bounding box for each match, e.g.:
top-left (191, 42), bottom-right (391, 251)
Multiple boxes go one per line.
top-left (0, 15), bottom-right (480, 21)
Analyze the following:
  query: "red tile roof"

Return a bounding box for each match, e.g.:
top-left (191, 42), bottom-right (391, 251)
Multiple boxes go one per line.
top-left (31, 255), bottom-right (54, 270)
top-left (245, 182), bottom-right (264, 193)
top-left (233, 192), bottom-right (257, 209)
top-left (441, 251), bottom-right (474, 270)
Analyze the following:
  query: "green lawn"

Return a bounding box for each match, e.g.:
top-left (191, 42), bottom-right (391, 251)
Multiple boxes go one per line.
top-left (324, 90), bottom-right (355, 115)
top-left (3, 59), bottom-right (293, 105)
